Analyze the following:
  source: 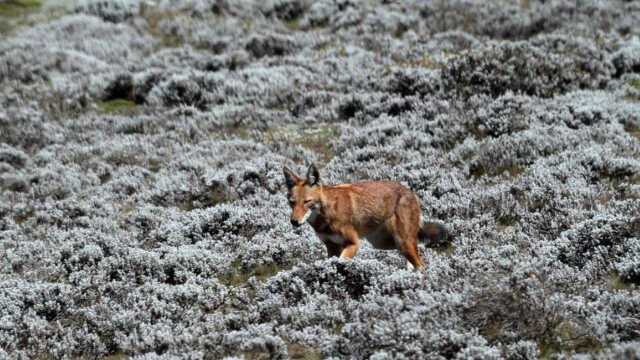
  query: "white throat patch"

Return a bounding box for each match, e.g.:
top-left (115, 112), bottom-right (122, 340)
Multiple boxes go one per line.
top-left (301, 209), bottom-right (318, 224)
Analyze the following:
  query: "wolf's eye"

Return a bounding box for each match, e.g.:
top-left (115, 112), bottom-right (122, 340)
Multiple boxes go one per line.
top-left (304, 199), bottom-right (313, 206)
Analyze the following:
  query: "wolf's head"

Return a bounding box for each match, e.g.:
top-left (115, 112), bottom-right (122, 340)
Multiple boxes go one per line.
top-left (283, 164), bottom-right (322, 227)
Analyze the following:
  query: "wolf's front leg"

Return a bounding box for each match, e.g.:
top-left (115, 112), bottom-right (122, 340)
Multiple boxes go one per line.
top-left (324, 241), bottom-right (342, 258)
top-left (339, 227), bottom-right (361, 259)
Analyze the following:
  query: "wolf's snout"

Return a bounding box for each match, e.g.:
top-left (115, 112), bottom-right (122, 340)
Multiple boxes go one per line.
top-left (290, 218), bottom-right (301, 227)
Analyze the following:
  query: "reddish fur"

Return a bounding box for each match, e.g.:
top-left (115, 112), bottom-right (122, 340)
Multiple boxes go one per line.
top-left (285, 166), bottom-right (429, 270)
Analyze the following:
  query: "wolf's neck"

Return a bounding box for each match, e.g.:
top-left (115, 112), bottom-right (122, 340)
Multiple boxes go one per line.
top-left (309, 210), bottom-right (330, 233)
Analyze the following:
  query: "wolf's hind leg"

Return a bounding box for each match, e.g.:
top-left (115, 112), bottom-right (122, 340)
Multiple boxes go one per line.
top-left (391, 193), bottom-right (425, 270)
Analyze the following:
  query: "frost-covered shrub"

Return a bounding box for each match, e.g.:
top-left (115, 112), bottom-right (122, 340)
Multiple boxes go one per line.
top-left (146, 73), bottom-right (207, 109)
top-left (444, 37), bottom-right (613, 98)
top-left (260, 0), bottom-right (308, 21)
top-left (0, 15), bottom-right (156, 76)
top-left (615, 237), bottom-right (640, 284)
top-left (0, 106), bottom-right (58, 151)
top-left (103, 72), bottom-right (135, 102)
top-left (612, 36), bottom-right (640, 76)
top-left (0, 144), bottom-right (29, 168)
top-left (467, 93), bottom-right (531, 137)
top-left (385, 68), bottom-right (443, 97)
top-left (1, 0), bottom-right (640, 358)
top-left (418, 0), bottom-right (558, 38)
top-left (556, 202), bottom-right (640, 271)
top-left (75, 0), bottom-right (141, 23)
top-left (245, 33), bottom-right (299, 58)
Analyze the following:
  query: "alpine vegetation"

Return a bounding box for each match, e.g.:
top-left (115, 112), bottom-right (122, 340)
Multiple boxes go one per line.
top-left (0, 0), bottom-right (639, 359)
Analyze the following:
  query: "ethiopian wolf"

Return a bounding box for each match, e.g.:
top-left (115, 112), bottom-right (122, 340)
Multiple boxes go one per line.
top-left (284, 164), bottom-right (450, 270)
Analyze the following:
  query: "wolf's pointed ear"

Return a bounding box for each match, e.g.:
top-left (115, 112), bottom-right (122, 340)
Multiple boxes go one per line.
top-left (283, 166), bottom-right (299, 190)
top-left (306, 163), bottom-right (320, 186)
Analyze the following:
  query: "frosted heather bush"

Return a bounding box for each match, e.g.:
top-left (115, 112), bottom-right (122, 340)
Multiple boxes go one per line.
top-left (1, 0), bottom-right (639, 358)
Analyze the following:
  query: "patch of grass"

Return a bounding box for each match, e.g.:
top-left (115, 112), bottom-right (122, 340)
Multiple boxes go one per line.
top-left (539, 321), bottom-right (602, 359)
top-left (140, 6), bottom-right (184, 49)
top-left (158, 34), bottom-right (182, 48)
top-left (220, 260), bottom-right (285, 286)
top-left (607, 271), bottom-right (635, 291)
top-left (0, 0), bottom-right (41, 16)
top-left (314, 40), bottom-right (333, 53)
top-left (284, 17), bottom-right (301, 30)
top-left (428, 241), bottom-right (455, 256)
top-left (625, 122), bottom-right (640, 140)
top-left (480, 318), bottom-right (503, 342)
top-left (497, 214), bottom-right (520, 230)
top-left (297, 126), bottom-right (339, 165)
top-left (331, 322), bottom-right (344, 335)
top-left (14, 208), bottom-right (34, 225)
top-left (179, 185), bottom-right (233, 211)
top-left (626, 79), bottom-right (640, 101)
top-left (147, 158), bottom-right (163, 173)
top-left (395, 54), bottom-right (444, 69)
top-left (0, 0), bottom-right (43, 33)
top-left (218, 124), bottom-right (252, 140)
top-left (287, 342), bottom-right (322, 360)
top-left (262, 124), bottom-right (339, 165)
top-left (101, 353), bottom-right (129, 360)
top-left (470, 163), bottom-right (526, 179)
top-left (97, 99), bottom-right (137, 114)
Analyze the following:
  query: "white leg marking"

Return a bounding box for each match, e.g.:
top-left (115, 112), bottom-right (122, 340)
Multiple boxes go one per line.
top-left (406, 261), bottom-right (415, 271)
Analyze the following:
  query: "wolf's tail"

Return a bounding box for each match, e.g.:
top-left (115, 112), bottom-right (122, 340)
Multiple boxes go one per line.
top-left (418, 222), bottom-right (452, 248)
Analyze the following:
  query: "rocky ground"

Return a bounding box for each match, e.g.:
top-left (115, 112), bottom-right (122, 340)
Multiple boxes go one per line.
top-left (1, 0), bottom-right (640, 358)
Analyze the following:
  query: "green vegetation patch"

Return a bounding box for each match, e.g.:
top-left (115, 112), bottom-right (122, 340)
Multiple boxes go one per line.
top-left (469, 163), bottom-right (526, 178)
top-left (284, 17), bottom-right (301, 31)
top-left (97, 99), bottom-right (137, 114)
top-left (428, 241), bottom-right (455, 256)
top-left (625, 122), bottom-right (640, 140)
top-left (287, 342), bottom-right (322, 360)
top-left (497, 213), bottom-right (520, 228)
top-left (13, 208), bottom-right (34, 225)
top-left (0, 0), bottom-right (42, 33)
top-left (0, 0), bottom-right (42, 16)
top-left (222, 123), bottom-right (339, 165)
top-left (220, 259), bottom-right (285, 286)
top-left (241, 342), bottom-right (321, 360)
top-left (179, 183), bottom-right (234, 211)
top-left (539, 320), bottom-right (602, 359)
top-left (607, 271), bottom-right (636, 291)
top-left (264, 124), bottom-right (340, 165)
